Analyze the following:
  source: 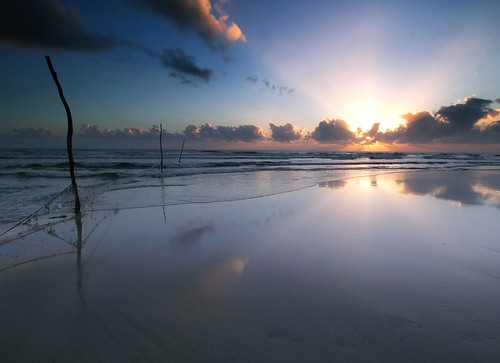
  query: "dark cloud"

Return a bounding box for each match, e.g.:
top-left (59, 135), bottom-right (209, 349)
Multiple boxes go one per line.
top-left (262, 78), bottom-right (294, 95)
top-left (130, 0), bottom-right (246, 52)
top-left (2, 97), bottom-right (498, 149)
top-left (354, 97), bottom-right (500, 145)
top-left (436, 97), bottom-right (495, 133)
top-left (183, 123), bottom-right (267, 142)
top-left (160, 48), bottom-right (213, 84)
top-left (476, 121), bottom-right (500, 143)
top-left (0, 127), bottom-right (65, 148)
top-left (399, 112), bottom-right (449, 143)
top-left (0, 0), bottom-right (114, 51)
top-left (12, 127), bottom-right (60, 138)
top-left (0, 1), bottom-right (217, 83)
top-left (355, 123), bottom-right (384, 145)
top-left (246, 75), bottom-right (258, 83)
top-left (311, 119), bottom-right (354, 143)
top-left (80, 124), bottom-right (184, 142)
top-left (269, 123), bottom-right (303, 142)
top-left (245, 76), bottom-right (294, 95)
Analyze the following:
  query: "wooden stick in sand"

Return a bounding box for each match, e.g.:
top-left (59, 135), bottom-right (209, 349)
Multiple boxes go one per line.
top-left (45, 56), bottom-right (81, 215)
top-left (160, 123), bottom-right (164, 172)
top-left (178, 139), bottom-right (185, 163)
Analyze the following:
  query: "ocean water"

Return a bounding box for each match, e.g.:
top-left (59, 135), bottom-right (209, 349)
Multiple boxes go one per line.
top-left (1, 148), bottom-right (499, 238)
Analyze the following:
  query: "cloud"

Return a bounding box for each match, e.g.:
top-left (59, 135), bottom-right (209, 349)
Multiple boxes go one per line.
top-left (436, 97), bottom-right (496, 132)
top-left (311, 119), bottom-right (355, 143)
top-left (354, 123), bottom-right (385, 145)
top-left (2, 97), bottom-right (498, 149)
top-left (0, 0), bottom-right (115, 51)
top-left (245, 76), bottom-right (294, 95)
top-left (340, 97), bottom-right (500, 146)
top-left (13, 127), bottom-right (61, 138)
top-left (0, 127), bottom-right (64, 148)
top-left (130, 0), bottom-right (246, 52)
top-left (382, 97), bottom-right (500, 144)
top-left (0, 1), bottom-right (217, 83)
top-left (269, 123), bottom-right (303, 142)
top-left (245, 75), bottom-right (258, 83)
top-left (183, 123), bottom-right (267, 142)
top-left (399, 112), bottom-right (449, 143)
top-left (160, 48), bottom-right (213, 84)
top-left (80, 124), bottom-right (184, 142)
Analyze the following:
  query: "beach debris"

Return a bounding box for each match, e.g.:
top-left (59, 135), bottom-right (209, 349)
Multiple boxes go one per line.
top-left (160, 123), bottom-right (164, 172)
top-left (179, 139), bottom-right (186, 163)
top-left (45, 56), bottom-right (81, 215)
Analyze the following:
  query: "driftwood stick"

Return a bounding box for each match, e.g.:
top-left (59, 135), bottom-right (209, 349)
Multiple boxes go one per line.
top-left (159, 123), bottom-right (164, 172)
top-left (178, 139), bottom-right (185, 163)
top-left (45, 56), bottom-right (81, 215)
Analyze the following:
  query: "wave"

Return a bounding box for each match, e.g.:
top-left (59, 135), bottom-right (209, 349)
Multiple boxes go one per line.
top-left (1, 150), bottom-right (499, 182)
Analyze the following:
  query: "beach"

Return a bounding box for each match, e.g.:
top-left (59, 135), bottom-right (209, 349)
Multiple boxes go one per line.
top-left (1, 168), bottom-right (499, 362)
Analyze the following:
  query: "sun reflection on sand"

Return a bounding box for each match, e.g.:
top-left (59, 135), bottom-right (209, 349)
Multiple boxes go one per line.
top-left (318, 170), bottom-right (500, 208)
top-left (471, 184), bottom-right (500, 206)
top-left (231, 258), bottom-right (248, 274)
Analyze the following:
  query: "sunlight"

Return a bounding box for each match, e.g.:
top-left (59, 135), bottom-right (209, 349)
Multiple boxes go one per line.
top-left (347, 103), bottom-right (378, 131)
top-left (343, 98), bottom-right (406, 133)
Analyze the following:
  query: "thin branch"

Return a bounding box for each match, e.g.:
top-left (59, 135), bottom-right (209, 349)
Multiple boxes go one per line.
top-left (45, 56), bottom-right (81, 215)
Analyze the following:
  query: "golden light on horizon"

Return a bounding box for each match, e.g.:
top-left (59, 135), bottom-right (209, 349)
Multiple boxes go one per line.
top-left (343, 97), bottom-right (407, 133)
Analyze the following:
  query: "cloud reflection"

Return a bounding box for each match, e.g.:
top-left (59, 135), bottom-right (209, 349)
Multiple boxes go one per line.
top-left (318, 180), bottom-right (348, 190)
top-left (169, 220), bottom-right (215, 251)
top-left (318, 171), bottom-right (500, 208)
top-left (397, 171), bottom-right (500, 208)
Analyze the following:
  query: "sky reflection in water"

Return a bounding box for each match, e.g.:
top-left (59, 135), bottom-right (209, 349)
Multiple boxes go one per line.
top-left (0, 170), bottom-right (499, 362)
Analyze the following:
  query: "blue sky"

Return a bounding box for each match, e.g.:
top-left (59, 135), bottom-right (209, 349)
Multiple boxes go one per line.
top-left (0, 0), bottom-right (499, 150)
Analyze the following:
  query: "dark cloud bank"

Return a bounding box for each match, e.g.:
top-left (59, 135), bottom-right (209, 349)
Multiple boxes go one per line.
top-left (0, 0), bottom-right (246, 85)
top-left (308, 97), bottom-right (499, 146)
top-left (0, 0), bottom-right (114, 51)
top-left (129, 0), bottom-right (246, 52)
top-left (3, 97), bottom-right (498, 149)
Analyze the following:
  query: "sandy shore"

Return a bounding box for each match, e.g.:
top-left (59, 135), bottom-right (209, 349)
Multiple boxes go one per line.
top-left (1, 170), bottom-right (499, 362)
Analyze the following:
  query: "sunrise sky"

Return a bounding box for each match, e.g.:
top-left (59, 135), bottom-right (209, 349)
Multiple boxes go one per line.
top-left (0, 0), bottom-right (499, 150)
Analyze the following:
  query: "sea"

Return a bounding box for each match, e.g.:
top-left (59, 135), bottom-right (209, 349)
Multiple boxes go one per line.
top-left (1, 148), bottom-right (500, 238)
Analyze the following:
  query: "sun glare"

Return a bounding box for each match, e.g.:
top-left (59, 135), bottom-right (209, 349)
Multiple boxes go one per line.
top-left (345, 99), bottom-right (405, 133)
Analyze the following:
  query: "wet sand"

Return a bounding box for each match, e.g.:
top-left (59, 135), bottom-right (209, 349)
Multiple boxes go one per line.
top-left (1, 170), bottom-right (500, 362)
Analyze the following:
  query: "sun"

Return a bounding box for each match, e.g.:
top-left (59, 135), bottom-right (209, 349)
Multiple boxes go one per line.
top-left (344, 99), bottom-right (405, 132)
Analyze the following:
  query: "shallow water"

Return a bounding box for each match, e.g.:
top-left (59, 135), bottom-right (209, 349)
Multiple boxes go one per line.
top-left (2, 149), bottom-right (499, 232)
top-left (0, 171), bottom-right (499, 362)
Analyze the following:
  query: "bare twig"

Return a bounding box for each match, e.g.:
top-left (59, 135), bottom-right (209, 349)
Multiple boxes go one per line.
top-left (45, 56), bottom-right (81, 215)
top-left (178, 139), bottom-right (185, 163)
top-left (160, 123), bottom-right (164, 172)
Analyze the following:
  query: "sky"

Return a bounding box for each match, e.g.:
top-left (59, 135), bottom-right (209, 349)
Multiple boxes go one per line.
top-left (0, 0), bottom-right (499, 150)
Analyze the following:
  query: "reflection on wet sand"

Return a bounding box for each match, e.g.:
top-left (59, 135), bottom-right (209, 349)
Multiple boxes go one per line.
top-left (1, 170), bottom-right (500, 362)
top-left (169, 219), bottom-right (215, 251)
top-left (319, 170), bottom-right (500, 207)
top-left (396, 170), bottom-right (500, 207)
top-left (75, 214), bottom-right (86, 306)
top-left (318, 179), bottom-right (348, 189)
